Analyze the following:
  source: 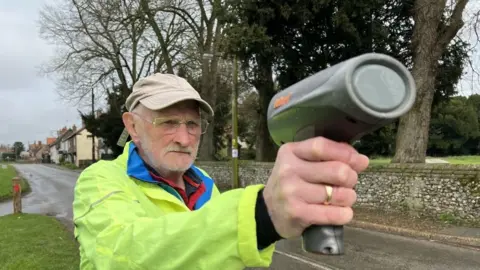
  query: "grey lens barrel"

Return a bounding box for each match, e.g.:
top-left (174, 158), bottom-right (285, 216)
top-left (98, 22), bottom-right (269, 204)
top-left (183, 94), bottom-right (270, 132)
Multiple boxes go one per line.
top-left (267, 53), bottom-right (416, 146)
top-left (352, 64), bottom-right (407, 112)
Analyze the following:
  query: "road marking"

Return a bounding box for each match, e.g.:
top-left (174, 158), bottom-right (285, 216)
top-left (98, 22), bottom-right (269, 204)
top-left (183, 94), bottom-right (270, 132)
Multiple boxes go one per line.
top-left (274, 250), bottom-right (335, 270)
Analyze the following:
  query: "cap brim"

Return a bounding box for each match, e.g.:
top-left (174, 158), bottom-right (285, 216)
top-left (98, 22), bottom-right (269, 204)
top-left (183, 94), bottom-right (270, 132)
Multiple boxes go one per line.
top-left (139, 92), bottom-right (214, 117)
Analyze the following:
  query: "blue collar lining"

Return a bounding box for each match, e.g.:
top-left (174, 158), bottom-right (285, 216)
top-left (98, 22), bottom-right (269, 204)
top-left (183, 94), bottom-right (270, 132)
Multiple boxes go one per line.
top-left (125, 142), bottom-right (214, 210)
top-left (126, 142), bottom-right (158, 183)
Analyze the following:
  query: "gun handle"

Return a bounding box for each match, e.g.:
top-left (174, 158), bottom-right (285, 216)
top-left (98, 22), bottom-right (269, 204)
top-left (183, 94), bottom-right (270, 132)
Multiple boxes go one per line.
top-left (302, 224), bottom-right (344, 255)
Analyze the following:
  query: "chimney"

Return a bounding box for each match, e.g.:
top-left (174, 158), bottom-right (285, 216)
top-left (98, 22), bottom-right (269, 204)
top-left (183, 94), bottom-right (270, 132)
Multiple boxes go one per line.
top-left (72, 124), bottom-right (77, 132)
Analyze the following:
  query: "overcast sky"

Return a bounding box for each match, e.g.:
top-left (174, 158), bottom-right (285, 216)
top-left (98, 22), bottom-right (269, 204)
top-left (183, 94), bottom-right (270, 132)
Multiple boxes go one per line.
top-left (0, 0), bottom-right (81, 147)
top-left (0, 0), bottom-right (479, 148)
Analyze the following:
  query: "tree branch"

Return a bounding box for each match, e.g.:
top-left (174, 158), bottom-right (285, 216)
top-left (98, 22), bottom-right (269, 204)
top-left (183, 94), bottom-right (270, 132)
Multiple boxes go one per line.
top-left (438, 0), bottom-right (469, 49)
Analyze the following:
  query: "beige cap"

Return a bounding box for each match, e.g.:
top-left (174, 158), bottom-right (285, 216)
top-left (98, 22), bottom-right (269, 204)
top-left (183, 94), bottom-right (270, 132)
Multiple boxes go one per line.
top-left (125, 73), bottom-right (214, 117)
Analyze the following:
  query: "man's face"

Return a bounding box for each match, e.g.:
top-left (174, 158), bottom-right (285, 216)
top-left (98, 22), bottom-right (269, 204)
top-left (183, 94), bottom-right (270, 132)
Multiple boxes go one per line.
top-left (132, 100), bottom-right (203, 174)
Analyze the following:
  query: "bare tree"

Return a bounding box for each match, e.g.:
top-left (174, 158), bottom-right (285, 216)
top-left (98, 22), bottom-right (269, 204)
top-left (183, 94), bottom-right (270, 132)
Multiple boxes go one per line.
top-left (141, 0), bottom-right (228, 160)
top-left (38, 0), bottom-right (187, 107)
top-left (455, 2), bottom-right (480, 96)
top-left (392, 0), bottom-right (471, 163)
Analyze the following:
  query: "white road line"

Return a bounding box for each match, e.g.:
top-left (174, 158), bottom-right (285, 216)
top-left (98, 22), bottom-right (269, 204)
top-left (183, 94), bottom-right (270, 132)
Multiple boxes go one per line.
top-left (274, 250), bottom-right (336, 270)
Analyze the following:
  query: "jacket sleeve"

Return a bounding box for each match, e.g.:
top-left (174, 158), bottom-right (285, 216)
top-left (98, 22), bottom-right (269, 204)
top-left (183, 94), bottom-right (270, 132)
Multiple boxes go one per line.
top-left (72, 165), bottom-right (276, 270)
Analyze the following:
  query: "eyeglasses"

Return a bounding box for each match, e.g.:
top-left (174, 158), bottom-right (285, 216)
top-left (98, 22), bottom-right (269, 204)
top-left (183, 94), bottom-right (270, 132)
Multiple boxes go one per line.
top-left (132, 112), bottom-right (209, 135)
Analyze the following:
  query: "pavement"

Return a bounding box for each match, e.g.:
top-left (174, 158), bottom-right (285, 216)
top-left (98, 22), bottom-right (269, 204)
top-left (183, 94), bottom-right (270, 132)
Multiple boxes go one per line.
top-left (349, 220), bottom-right (480, 249)
top-left (1, 164), bottom-right (480, 270)
top-left (440, 226), bottom-right (480, 238)
top-left (425, 158), bottom-right (449, 164)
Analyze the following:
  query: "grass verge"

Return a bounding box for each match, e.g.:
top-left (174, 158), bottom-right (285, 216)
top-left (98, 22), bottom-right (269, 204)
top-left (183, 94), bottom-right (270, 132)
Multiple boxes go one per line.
top-left (0, 213), bottom-right (79, 270)
top-left (370, 155), bottom-right (480, 165)
top-left (0, 164), bottom-right (31, 201)
top-left (442, 155), bottom-right (480, 164)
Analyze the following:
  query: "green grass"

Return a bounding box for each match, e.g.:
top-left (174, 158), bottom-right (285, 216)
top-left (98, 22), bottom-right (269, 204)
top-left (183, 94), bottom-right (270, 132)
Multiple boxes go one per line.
top-left (0, 213), bottom-right (80, 270)
top-left (369, 157), bottom-right (393, 165)
top-left (59, 162), bottom-right (80, 170)
top-left (0, 164), bottom-right (31, 201)
top-left (442, 155), bottom-right (480, 164)
top-left (369, 155), bottom-right (480, 165)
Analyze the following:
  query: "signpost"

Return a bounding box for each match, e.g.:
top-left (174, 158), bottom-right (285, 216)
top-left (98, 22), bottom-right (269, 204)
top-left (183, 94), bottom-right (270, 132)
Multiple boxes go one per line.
top-left (231, 55), bottom-right (239, 189)
top-left (12, 177), bottom-right (22, 214)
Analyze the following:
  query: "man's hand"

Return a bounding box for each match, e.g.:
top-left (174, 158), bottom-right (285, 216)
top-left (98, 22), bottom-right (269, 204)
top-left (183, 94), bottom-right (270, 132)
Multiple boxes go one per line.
top-left (263, 137), bottom-right (369, 239)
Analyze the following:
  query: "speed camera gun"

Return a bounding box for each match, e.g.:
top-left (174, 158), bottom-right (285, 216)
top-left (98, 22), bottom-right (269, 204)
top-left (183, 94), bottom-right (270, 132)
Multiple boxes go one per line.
top-left (266, 53), bottom-right (416, 255)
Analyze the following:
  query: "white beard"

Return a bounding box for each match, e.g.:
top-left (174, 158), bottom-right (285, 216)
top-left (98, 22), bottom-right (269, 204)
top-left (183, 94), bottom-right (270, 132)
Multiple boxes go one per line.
top-left (137, 132), bottom-right (198, 173)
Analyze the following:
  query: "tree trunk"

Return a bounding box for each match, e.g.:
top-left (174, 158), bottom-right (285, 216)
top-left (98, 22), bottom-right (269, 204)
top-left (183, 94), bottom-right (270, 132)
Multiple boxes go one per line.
top-left (391, 66), bottom-right (438, 163)
top-left (195, 6), bottom-right (224, 161)
top-left (198, 120), bottom-right (215, 160)
top-left (197, 56), bottom-right (217, 161)
top-left (391, 0), bottom-right (468, 163)
top-left (254, 57), bottom-right (278, 162)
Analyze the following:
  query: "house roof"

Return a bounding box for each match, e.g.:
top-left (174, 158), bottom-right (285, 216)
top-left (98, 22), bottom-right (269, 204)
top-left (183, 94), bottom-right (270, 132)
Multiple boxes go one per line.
top-left (52, 129), bottom-right (74, 145)
top-left (63, 126), bottom-right (86, 141)
top-left (47, 137), bottom-right (56, 145)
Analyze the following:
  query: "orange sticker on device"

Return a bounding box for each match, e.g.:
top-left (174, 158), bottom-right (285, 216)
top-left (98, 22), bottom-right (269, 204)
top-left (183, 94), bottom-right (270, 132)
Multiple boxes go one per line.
top-left (273, 93), bottom-right (291, 108)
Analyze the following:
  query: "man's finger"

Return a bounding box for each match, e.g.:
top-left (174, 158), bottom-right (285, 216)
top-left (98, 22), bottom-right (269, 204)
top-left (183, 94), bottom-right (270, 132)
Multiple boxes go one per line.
top-left (291, 137), bottom-right (356, 162)
top-left (295, 160), bottom-right (358, 188)
top-left (294, 180), bottom-right (357, 207)
top-left (294, 204), bottom-right (353, 226)
top-left (290, 137), bottom-right (369, 172)
top-left (339, 142), bottom-right (369, 172)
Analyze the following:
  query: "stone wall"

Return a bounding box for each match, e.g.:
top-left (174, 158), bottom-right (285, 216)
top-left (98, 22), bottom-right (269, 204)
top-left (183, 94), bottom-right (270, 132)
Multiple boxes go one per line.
top-left (195, 161), bottom-right (480, 222)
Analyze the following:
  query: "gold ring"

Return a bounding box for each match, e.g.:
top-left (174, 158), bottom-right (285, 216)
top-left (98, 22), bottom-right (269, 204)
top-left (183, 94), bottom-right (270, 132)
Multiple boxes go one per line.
top-left (324, 185), bottom-right (333, 205)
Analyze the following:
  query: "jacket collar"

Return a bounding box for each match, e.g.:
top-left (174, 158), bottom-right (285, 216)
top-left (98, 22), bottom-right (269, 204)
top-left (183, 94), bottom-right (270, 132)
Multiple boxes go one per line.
top-left (126, 142), bottom-right (157, 184)
top-left (116, 141), bottom-right (214, 210)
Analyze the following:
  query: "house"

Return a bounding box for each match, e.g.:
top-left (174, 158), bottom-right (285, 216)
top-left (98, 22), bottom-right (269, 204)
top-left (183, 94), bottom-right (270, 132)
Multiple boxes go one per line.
top-left (62, 124), bottom-right (99, 167)
top-left (47, 137), bottom-right (56, 146)
top-left (28, 141), bottom-right (45, 161)
top-left (0, 144), bottom-right (11, 153)
top-left (0, 144), bottom-right (12, 157)
top-left (39, 137), bottom-right (56, 162)
top-left (60, 129), bottom-right (74, 163)
top-left (49, 127), bottom-right (73, 164)
top-left (25, 138), bottom-right (55, 162)
top-left (35, 143), bottom-right (50, 162)
top-left (0, 144), bottom-right (13, 160)
top-left (97, 137), bottom-right (114, 159)
top-left (19, 151), bottom-right (30, 159)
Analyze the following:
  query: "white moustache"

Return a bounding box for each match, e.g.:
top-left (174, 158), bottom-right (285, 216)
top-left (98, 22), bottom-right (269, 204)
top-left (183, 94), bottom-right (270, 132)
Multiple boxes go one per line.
top-left (165, 146), bottom-right (192, 155)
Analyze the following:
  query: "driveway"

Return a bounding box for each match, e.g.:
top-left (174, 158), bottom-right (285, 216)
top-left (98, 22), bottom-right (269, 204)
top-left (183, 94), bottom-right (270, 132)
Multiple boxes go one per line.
top-left (2, 164), bottom-right (479, 270)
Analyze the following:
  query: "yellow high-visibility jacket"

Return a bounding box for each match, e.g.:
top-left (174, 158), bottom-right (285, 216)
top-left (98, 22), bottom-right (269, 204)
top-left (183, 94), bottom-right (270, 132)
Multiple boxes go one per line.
top-left (72, 141), bottom-right (276, 270)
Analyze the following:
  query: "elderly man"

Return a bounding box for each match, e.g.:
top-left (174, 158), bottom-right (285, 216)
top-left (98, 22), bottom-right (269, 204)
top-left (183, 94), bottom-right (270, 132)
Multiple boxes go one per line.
top-left (72, 73), bottom-right (369, 270)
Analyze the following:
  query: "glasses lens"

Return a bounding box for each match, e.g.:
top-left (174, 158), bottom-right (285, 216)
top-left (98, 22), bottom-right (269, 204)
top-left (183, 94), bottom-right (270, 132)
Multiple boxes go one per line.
top-left (162, 120), bottom-right (180, 134)
top-left (155, 118), bottom-right (209, 135)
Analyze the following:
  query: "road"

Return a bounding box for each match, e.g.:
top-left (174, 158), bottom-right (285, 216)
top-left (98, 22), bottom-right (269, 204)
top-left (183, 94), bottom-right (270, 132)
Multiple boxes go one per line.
top-left (1, 164), bottom-right (479, 270)
top-left (0, 164), bottom-right (78, 223)
top-left (258, 229), bottom-right (480, 270)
